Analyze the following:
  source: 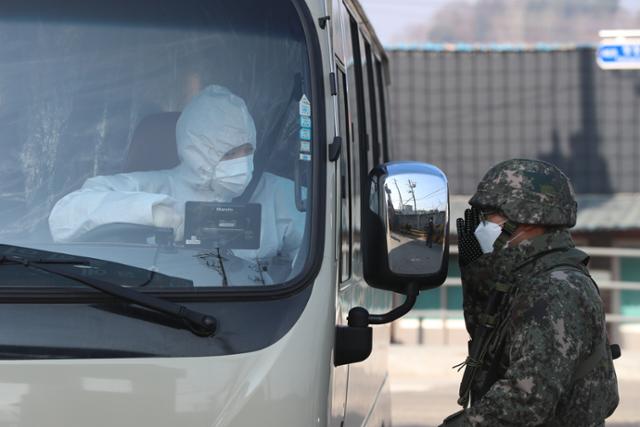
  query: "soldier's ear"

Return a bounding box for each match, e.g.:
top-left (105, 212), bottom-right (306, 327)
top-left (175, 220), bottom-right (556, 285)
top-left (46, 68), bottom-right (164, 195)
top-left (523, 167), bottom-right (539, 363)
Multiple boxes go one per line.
top-left (510, 224), bottom-right (546, 245)
top-left (523, 224), bottom-right (546, 233)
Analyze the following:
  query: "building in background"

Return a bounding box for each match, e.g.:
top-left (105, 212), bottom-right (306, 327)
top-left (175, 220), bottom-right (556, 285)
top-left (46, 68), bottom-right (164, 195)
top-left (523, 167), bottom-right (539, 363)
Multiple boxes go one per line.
top-left (386, 44), bottom-right (640, 348)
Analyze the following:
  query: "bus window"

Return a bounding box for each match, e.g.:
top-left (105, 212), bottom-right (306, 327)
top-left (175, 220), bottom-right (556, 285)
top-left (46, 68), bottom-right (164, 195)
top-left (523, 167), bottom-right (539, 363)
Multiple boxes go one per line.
top-left (364, 42), bottom-right (381, 166)
top-left (349, 18), bottom-right (373, 241)
top-left (337, 66), bottom-right (352, 282)
top-left (357, 34), bottom-right (375, 174)
top-left (350, 18), bottom-right (371, 184)
top-left (375, 58), bottom-right (391, 162)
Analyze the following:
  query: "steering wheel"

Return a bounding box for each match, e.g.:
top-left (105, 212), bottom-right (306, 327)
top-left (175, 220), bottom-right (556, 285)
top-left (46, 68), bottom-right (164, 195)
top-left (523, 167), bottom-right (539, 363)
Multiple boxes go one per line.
top-left (74, 223), bottom-right (175, 244)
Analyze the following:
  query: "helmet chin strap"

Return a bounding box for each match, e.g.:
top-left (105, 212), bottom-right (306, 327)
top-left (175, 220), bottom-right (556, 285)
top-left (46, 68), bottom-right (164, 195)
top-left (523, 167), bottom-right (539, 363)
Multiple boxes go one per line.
top-left (492, 220), bottom-right (518, 251)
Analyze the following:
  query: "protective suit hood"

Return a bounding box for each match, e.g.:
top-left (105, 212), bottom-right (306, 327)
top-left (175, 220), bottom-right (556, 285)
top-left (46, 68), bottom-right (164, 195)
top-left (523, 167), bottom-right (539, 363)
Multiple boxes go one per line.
top-left (175, 85), bottom-right (257, 197)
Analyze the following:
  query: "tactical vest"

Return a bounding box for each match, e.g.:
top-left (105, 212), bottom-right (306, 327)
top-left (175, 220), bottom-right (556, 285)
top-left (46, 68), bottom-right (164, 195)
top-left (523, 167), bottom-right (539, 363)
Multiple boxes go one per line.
top-left (457, 247), bottom-right (620, 407)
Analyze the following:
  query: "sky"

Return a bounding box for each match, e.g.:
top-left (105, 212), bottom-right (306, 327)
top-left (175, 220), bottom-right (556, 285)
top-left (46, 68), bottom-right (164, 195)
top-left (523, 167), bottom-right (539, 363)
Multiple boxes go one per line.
top-left (359, 0), bottom-right (452, 45)
top-left (359, 0), bottom-right (640, 46)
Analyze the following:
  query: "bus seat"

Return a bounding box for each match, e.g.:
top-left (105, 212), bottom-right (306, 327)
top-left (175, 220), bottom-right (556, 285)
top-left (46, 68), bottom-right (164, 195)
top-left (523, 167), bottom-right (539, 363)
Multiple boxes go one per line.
top-left (123, 112), bottom-right (181, 173)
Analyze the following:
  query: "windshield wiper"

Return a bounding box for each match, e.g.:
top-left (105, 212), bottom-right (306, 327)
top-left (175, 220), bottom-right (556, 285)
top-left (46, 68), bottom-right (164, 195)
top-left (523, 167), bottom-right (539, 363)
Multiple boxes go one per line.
top-left (0, 251), bottom-right (216, 337)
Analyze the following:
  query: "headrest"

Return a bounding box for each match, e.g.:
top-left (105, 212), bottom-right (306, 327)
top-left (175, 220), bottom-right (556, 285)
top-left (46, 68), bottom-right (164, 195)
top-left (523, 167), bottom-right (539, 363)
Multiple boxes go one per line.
top-left (123, 112), bottom-right (181, 173)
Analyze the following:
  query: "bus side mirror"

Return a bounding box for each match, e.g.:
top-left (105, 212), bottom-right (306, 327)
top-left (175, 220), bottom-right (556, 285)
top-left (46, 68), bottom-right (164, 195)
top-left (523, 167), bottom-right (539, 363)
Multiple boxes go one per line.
top-left (334, 162), bottom-right (449, 367)
top-left (363, 161), bottom-right (449, 295)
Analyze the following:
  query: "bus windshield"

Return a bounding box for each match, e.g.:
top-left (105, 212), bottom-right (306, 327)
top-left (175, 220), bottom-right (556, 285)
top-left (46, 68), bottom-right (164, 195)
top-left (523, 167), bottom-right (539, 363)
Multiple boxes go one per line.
top-left (0, 0), bottom-right (315, 289)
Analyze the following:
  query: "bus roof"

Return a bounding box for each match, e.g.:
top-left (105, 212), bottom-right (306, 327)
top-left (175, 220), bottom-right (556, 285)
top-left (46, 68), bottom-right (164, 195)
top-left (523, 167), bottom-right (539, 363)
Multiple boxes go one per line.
top-left (343, 0), bottom-right (388, 64)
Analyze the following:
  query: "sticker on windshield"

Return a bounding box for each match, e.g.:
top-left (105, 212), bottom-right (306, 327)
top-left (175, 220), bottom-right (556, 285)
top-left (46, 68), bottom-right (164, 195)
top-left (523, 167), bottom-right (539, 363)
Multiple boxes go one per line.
top-left (299, 95), bottom-right (312, 158)
top-left (300, 128), bottom-right (312, 141)
top-left (300, 116), bottom-right (312, 129)
top-left (299, 94), bottom-right (311, 117)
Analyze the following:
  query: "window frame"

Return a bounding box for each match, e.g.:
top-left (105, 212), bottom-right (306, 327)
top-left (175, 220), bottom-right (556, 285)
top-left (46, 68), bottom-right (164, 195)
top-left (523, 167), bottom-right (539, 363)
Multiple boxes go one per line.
top-left (364, 41), bottom-right (381, 166)
top-left (375, 57), bottom-right (390, 162)
top-left (336, 62), bottom-right (352, 283)
top-left (348, 15), bottom-right (370, 207)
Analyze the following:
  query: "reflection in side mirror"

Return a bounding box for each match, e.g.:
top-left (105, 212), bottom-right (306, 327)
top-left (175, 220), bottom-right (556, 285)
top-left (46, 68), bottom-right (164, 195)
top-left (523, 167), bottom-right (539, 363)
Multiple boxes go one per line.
top-left (363, 162), bottom-right (449, 295)
top-left (385, 171), bottom-right (446, 275)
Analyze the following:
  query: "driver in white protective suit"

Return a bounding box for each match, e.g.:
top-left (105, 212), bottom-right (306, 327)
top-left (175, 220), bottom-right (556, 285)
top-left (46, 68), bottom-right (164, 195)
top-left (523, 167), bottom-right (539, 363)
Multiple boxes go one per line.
top-left (49, 84), bottom-right (305, 269)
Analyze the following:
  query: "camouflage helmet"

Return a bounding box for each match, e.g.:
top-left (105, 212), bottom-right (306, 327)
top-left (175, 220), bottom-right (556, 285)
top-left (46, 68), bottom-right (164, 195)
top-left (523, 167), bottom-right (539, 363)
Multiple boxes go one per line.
top-left (469, 159), bottom-right (577, 227)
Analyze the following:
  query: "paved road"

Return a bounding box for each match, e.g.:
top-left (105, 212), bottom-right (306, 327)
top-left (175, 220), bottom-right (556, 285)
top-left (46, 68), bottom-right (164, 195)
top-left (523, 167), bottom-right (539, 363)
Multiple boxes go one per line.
top-left (389, 344), bottom-right (640, 427)
top-left (388, 232), bottom-right (443, 274)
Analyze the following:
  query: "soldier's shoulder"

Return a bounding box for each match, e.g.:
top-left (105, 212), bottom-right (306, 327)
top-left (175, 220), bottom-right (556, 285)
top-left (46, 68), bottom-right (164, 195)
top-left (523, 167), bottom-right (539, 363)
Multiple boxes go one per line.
top-left (510, 268), bottom-right (598, 329)
top-left (517, 266), bottom-right (598, 309)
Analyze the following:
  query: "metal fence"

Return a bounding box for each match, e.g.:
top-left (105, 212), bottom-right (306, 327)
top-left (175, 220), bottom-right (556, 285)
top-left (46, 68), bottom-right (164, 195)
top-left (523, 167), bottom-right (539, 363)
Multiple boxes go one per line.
top-left (387, 46), bottom-right (640, 195)
top-left (407, 246), bottom-right (640, 346)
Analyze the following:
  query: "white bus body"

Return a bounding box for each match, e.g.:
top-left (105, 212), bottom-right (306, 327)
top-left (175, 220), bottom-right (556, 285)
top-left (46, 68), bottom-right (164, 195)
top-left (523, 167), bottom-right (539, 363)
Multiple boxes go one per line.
top-left (0, 1), bottom-right (447, 426)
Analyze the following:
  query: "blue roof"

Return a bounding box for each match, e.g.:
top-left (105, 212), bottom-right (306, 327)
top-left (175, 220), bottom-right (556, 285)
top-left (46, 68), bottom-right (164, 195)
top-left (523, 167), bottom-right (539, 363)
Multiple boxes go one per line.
top-left (387, 42), bottom-right (596, 53)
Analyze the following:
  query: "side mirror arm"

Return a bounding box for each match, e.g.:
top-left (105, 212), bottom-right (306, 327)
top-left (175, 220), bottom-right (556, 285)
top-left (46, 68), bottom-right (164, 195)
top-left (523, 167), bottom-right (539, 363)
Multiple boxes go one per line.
top-left (348, 282), bottom-right (419, 327)
top-left (334, 283), bottom-right (419, 367)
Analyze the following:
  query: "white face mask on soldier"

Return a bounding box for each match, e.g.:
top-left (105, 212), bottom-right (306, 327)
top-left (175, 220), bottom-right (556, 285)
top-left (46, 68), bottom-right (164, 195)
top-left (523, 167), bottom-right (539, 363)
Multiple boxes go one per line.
top-left (474, 221), bottom-right (503, 254)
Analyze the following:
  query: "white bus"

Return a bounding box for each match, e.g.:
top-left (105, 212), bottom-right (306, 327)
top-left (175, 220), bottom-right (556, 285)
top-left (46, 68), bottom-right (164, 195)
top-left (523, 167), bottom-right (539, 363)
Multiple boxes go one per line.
top-left (0, 0), bottom-right (449, 425)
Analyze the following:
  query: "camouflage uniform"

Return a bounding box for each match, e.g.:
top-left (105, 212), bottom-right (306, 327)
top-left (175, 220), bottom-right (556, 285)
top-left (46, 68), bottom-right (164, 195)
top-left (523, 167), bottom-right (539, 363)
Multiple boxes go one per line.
top-left (451, 159), bottom-right (619, 426)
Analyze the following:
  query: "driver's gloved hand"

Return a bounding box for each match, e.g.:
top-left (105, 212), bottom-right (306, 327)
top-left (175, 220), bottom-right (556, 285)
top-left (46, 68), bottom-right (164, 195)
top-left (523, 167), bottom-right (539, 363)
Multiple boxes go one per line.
top-left (457, 207), bottom-right (483, 268)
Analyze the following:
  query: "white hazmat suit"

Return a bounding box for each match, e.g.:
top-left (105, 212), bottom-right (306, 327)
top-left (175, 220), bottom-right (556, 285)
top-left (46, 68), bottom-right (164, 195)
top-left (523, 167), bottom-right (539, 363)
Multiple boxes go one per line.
top-left (49, 85), bottom-right (305, 265)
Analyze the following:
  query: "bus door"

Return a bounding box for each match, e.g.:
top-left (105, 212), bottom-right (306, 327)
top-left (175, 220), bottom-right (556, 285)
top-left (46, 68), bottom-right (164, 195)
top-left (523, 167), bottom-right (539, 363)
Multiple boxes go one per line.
top-left (337, 3), bottom-right (393, 426)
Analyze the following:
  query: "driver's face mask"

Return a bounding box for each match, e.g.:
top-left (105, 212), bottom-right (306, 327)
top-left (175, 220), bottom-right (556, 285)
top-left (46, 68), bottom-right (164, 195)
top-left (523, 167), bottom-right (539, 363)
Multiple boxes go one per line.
top-left (214, 153), bottom-right (254, 197)
top-left (474, 220), bottom-right (504, 254)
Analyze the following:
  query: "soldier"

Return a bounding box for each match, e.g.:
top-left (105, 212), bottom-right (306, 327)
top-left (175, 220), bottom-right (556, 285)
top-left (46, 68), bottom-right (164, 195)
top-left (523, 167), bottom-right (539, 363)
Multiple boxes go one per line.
top-left (425, 217), bottom-right (435, 248)
top-left (440, 159), bottom-right (619, 426)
